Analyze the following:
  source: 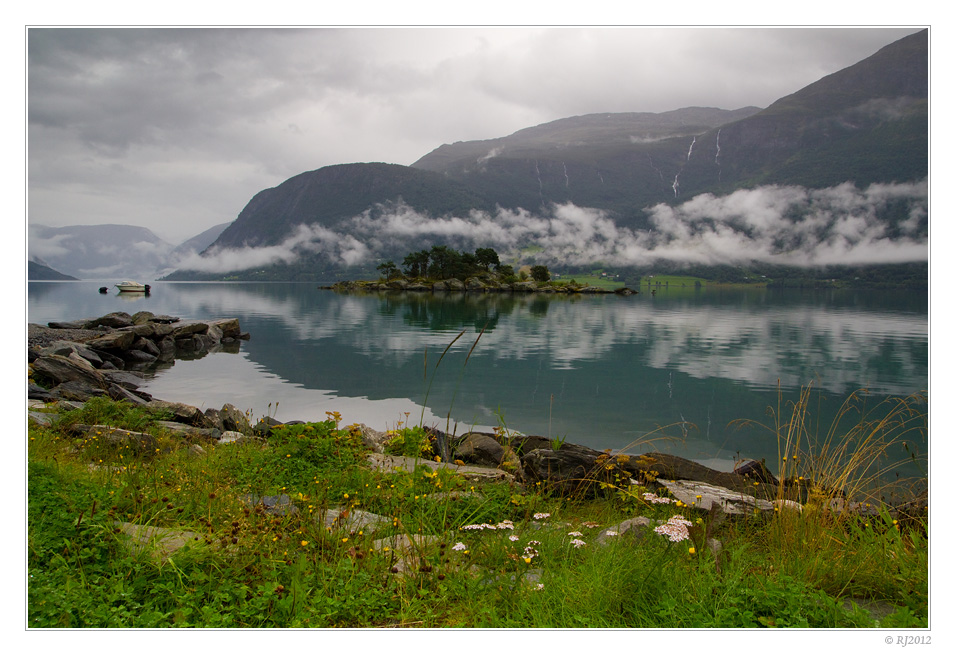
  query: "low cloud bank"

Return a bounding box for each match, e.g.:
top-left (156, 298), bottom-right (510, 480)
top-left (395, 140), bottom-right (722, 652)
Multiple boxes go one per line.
top-left (174, 179), bottom-right (928, 273)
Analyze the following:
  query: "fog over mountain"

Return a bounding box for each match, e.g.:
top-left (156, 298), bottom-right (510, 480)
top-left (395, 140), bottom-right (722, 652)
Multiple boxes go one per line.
top-left (170, 178), bottom-right (925, 275)
top-left (28, 224), bottom-right (172, 280)
top-left (28, 222), bottom-right (234, 280)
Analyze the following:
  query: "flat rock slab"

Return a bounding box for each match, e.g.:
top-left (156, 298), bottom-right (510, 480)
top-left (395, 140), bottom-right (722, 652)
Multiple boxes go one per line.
top-left (241, 494), bottom-right (298, 516)
top-left (154, 420), bottom-right (222, 441)
top-left (217, 430), bottom-right (258, 445)
top-left (145, 400), bottom-right (213, 427)
top-left (113, 522), bottom-right (204, 562)
top-left (372, 533), bottom-right (442, 576)
top-left (32, 353), bottom-right (107, 389)
top-left (86, 425), bottom-right (158, 454)
top-left (657, 478), bottom-right (774, 514)
top-left (366, 452), bottom-right (515, 482)
top-left (28, 411), bottom-right (57, 427)
top-left (321, 507), bottom-right (392, 533)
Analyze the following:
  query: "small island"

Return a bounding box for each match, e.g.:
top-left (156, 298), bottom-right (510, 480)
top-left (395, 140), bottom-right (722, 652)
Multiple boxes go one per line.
top-left (323, 245), bottom-right (639, 295)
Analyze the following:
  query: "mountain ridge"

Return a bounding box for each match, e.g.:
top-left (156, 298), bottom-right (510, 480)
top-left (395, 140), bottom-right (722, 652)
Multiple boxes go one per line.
top-left (209, 163), bottom-right (492, 252)
top-left (411, 106), bottom-right (763, 172)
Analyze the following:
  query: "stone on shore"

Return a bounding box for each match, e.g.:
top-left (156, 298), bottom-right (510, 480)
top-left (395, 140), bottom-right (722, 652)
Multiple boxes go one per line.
top-left (145, 400), bottom-right (215, 427)
top-left (220, 403), bottom-right (252, 433)
top-left (86, 425), bottom-right (158, 454)
top-left (656, 479), bottom-right (776, 515)
top-left (321, 508), bottom-right (392, 533)
top-left (85, 330), bottom-right (137, 351)
top-left (453, 432), bottom-right (506, 467)
top-left (32, 353), bottom-right (108, 390)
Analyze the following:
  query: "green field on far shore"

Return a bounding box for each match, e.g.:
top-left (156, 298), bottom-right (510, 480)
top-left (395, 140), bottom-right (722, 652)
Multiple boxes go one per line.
top-left (552, 273), bottom-right (626, 290)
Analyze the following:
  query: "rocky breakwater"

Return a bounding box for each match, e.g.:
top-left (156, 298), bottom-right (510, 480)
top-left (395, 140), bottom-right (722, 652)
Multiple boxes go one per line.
top-left (28, 311), bottom-right (249, 406)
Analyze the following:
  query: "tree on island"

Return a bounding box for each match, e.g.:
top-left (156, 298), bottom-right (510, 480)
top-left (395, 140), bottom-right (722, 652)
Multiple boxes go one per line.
top-left (401, 251), bottom-right (430, 278)
top-left (474, 247), bottom-right (500, 271)
top-left (394, 245), bottom-right (506, 281)
top-left (530, 265), bottom-right (551, 282)
top-left (427, 245), bottom-right (459, 279)
top-left (376, 260), bottom-right (399, 280)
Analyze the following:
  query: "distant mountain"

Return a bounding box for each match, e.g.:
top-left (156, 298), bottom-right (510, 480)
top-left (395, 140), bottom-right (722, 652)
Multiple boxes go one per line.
top-left (163, 163), bottom-right (493, 280)
top-left (172, 222), bottom-right (232, 256)
top-left (28, 224), bottom-right (171, 280)
top-left (412, 107), bottom-right (762, 173)
top-left (166, 29), bottom-right (927, 281)
top-left (208, 163), bottom-right (492, 251)
top-left (28, 259), bottom-right (77, 280)
top-left (410, 106), bottom-right (763, 221)
top-left (411, 30), bottom-right (926, 228)
top-left (669, 29), bottom-right (927, 199)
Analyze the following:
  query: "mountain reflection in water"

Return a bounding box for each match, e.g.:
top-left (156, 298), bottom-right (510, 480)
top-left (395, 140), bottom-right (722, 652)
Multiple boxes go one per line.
top-left (29, 281), bottom-right (927, 476)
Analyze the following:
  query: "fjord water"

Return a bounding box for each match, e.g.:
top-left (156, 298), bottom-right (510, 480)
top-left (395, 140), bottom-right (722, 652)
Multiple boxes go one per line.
top-left (28, 281), bottom-right (928, 474)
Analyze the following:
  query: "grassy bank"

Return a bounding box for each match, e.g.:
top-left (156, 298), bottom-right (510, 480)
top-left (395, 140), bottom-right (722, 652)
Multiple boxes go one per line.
top-left (27, 397), bottom-right (927, 629)
top-left (551, 274), bottom-right (624, 290)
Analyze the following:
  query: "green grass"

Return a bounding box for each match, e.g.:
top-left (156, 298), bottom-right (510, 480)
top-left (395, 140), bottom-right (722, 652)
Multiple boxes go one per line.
top-left (551, 274), bottom-right (624, 290)
top-left (27, 397), bottom-right (927, 628)
top-left (641, 274), bottom-right (709, 287)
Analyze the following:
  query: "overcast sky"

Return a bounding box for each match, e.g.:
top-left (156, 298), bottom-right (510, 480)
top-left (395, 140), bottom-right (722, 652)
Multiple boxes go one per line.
top-left (27, 26), bottom-right (923, 244)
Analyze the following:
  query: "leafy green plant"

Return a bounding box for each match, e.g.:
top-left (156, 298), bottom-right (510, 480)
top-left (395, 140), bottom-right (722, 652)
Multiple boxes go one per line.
top-left (53, 396), bottom-right (172, 433)
top-left (384, 425), bottom-right (434, 459)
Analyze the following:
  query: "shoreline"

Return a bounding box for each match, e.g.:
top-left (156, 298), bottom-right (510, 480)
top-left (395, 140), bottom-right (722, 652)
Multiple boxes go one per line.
top-left (27, 311), bottom-right (928, 513)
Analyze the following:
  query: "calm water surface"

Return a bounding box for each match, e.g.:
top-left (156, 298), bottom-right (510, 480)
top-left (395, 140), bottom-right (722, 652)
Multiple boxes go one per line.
top-left (29, 281), bottom-right (928, 474)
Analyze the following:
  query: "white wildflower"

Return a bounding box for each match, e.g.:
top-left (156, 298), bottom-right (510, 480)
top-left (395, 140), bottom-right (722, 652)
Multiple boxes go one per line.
top-left (653, 515), bottom-right (692, 542)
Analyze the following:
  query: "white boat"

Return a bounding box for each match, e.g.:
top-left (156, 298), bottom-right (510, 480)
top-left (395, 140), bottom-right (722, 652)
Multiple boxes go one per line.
top-left (115, 281), bottom-right (150, 293)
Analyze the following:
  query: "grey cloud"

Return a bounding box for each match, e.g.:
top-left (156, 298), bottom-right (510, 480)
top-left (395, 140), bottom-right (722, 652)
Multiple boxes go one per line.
top-left (27, 230), bottom-right (71, 260)
top-left (28, 27), bottom-right (924, 244)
